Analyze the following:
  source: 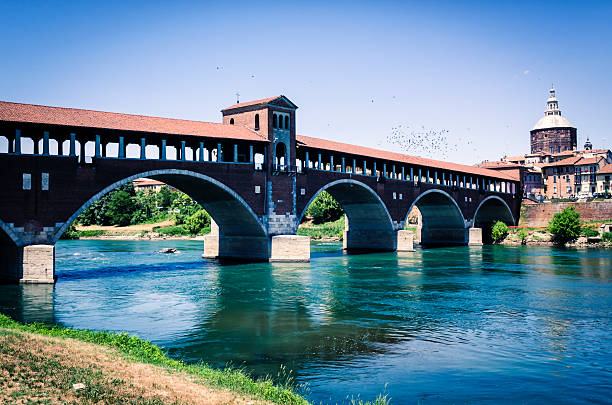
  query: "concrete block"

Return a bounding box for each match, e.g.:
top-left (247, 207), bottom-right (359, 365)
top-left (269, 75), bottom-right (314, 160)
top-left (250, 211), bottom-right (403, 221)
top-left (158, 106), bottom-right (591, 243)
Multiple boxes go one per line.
top-left (21, 245), bottom-right (55, 284)
top-left (397, 230), bottom-right (414, 251)
top-left (468, 227), bottom-right (483, 246)
top-left (202, 234), bottom-right (219, 258)
top-left (270, 235), bottom-right (310, 262)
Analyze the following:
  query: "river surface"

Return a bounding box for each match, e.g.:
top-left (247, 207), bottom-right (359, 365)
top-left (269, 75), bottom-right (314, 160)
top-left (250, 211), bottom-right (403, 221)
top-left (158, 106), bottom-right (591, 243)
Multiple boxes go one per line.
top-left (1, 240), bottom-right (611, 404)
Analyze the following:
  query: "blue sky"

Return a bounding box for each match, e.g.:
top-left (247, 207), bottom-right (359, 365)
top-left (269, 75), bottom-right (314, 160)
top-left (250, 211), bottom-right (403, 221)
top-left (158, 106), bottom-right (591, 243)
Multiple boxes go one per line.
top-left (1, 0), bottom-right (610, 164)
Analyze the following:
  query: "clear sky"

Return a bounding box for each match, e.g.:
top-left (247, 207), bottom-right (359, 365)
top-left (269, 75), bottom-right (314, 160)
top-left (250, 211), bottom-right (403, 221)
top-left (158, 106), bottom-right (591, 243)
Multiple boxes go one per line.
top-left (1, 0), bottom-right (610, 164)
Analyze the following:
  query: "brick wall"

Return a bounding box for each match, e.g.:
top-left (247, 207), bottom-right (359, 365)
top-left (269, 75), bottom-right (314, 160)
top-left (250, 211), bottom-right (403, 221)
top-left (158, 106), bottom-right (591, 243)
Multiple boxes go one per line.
top-left (520, 200), bottom-right (612, 227)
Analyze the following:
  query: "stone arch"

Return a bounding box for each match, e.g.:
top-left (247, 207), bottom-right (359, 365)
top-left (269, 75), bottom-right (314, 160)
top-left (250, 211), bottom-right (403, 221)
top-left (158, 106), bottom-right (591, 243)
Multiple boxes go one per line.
top-left (52, 169), bottom-right (266, 244)
top-left (407, 189), bottom-right (467, 246)
top-left (472, 196), bottom-right (515, 228)
top-left (300, 179), bottom-right (395, 251)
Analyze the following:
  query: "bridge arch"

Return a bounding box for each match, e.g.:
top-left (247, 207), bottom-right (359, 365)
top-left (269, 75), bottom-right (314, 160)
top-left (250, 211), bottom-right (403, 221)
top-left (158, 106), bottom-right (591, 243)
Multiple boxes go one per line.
top-left (472, 196), bottom-right (515, 228)
top-left (407, 189), bottom-right (467, 246)
top-left (300, 179), bottom-right (396, 251)
top-left (52, 169), bottom-right (266, 244)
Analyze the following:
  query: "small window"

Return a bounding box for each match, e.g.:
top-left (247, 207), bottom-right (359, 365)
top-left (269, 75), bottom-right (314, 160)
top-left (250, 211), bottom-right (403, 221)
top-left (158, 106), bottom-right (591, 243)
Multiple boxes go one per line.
top-left (273, 114), bottom-right (278, 128)
top-left (254, 114), bottom-right (260, 130)
top-left (230, 118), bottom-right (234, 125)
top-left (284, 115), bottom-right (289, 129)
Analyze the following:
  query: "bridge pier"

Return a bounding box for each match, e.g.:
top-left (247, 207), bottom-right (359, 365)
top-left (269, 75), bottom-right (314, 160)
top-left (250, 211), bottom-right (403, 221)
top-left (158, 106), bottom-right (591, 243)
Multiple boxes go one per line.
top-left (468, 227), bottom-right (483, 246)
top-left (0, 244), bottom-right (55, 284)
top-left (203, 219), bottom-right (310, 262)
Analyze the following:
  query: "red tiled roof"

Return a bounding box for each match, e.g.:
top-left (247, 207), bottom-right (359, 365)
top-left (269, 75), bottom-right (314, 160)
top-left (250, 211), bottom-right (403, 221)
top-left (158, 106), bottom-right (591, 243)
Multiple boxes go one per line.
top-left (296, 135), bottom-right (518, 181)
top-left (221, 96), bottom-right (281, 111)
top-left (542, 156), bottom-right (604, 168)
top-left (576, 157), bottom-right (604, 165)
top-left (133, 178), bottom-right (165, 186)
top-left (541, 156), bottom-right (582, 167)
top-left (477, 161), bottom-right (524, 169)
top-left (598, 164), bottom-right (612, 174)
top-left (0, 101), bottom-right (268, 142)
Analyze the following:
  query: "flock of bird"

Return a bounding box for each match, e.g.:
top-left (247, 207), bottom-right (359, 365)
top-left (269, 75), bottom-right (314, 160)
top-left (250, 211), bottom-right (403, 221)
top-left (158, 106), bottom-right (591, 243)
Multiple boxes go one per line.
top-left (384, 125), bottom-right (463, 160)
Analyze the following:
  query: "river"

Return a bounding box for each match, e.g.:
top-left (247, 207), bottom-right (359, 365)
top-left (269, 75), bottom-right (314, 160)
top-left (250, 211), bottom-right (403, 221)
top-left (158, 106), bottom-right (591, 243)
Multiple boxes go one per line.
top-left (1, 240), bottom-right (611, 404)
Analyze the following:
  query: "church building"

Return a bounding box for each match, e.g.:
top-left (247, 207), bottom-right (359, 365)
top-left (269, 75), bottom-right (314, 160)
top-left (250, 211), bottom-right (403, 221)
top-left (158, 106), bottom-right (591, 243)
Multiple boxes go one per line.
top-left (530, 87), bottom-right (577, 154)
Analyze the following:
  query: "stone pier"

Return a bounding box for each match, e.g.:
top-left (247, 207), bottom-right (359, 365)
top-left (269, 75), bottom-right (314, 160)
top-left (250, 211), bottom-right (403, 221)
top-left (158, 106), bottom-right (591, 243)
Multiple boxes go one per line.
top-left (270, 235), bottom-right (310, 262)
top-left (203, 219), bottom-right (311, 262)
top-left (396, 230), bottom-right (414, 251)
top-left (468, 227), bottom-right (483, 246)
top-left (0, 244), bottom-right (56, 284)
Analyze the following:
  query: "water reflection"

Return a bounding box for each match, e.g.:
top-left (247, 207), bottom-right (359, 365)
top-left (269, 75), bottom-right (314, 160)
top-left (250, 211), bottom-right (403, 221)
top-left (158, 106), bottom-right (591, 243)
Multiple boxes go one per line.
top-left (1, 241), bottom-right (611, 404)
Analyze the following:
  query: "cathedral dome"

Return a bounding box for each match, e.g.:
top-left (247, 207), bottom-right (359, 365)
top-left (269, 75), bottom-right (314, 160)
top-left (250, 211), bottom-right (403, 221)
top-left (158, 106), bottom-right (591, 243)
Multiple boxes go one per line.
top-left (532, 114), bottom-right (573, 131)
top-left (531, 87), bottom-right (574, 131)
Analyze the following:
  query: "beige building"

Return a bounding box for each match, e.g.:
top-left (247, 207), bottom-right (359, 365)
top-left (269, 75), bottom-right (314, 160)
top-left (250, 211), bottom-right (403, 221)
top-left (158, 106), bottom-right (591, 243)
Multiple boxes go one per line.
top-left (133, 178), bottom-right (173, 193)
top-left (542, 156), bottom-right (606, 198)
top-left (596, 164), bottom-right (612, 194)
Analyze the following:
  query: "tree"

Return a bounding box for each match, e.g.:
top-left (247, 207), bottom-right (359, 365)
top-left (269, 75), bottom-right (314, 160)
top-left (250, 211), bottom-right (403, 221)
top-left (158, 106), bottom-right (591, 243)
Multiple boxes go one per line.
top-left (548, 207), bottom-right (581, 245)
top-left (105, 190), bottom-right (136, 226)
top-left (184, 209), bottom-right (211, 235)
top-left (491, 221), bottom-right (509, 243)
top-left (306, 191), bottom-right (343, 224)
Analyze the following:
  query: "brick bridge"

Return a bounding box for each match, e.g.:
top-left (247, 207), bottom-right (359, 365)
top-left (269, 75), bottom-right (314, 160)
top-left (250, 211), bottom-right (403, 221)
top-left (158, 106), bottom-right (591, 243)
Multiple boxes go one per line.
top-left (0, 96), bottom-right (521, 283)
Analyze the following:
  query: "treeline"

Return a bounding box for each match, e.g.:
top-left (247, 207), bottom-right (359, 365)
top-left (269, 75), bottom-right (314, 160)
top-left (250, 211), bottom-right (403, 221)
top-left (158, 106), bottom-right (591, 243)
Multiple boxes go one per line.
top-left (75, 184), bottom-right (211, 235)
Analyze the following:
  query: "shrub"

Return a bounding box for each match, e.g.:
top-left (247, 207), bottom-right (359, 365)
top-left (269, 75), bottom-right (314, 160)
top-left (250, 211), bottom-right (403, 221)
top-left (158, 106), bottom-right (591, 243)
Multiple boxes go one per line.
top-left (602, 232), bottom-right (612, 243)
top-left (582, 228), bottom-right (600, 238)
top-left (184, 210), bottom-right (210, 235)
top-left (491, 221), bottom-right (509, 243)
top-left (60, 223), bottom-right (80, 240)
top-left (155, 225), bottom-right (189, 236)
top-left (306, 191), bottom-right (343, 224)
top-left (548, 207), bottom-right (581, 245)
top-left (518, 228), bottom-right (528, 245)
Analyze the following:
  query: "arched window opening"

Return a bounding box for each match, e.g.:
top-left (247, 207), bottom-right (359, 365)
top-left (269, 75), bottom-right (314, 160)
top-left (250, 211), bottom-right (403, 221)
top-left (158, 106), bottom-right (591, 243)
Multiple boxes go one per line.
top-left (254, 114), bottom-right (260, 130)
top-left (284, 115), bottom-right (289, 129)
top-left (275, 142), bottom-right (287, 170)
top-left (273, 114), bottom-right (278, 129)
top-left (230, 118), bottom-right (235, 125)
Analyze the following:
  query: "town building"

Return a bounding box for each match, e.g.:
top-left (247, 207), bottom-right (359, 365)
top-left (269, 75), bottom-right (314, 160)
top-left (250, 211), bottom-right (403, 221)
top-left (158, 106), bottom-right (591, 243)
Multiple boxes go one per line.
top-left (596, 164), bottom-right (612, 194)
top-left (133, 178), bottom-right (174, 193)
top-left (495, 87), bottom-right (611, 199)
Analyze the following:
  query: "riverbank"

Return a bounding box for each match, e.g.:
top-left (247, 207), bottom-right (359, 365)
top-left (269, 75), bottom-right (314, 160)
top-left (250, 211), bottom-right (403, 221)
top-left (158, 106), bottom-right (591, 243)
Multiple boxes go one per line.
top-left (72, 218), bottom-right (346, 241)
top-left (0, 314), bottom-right (307, 405)
top-left (500, 226), bottom-right (612, 247)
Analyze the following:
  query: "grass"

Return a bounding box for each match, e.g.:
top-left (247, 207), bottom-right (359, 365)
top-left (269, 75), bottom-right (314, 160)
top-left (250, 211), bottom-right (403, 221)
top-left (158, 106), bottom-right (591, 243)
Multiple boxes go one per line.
top-left (0, 314), bottom-right (391, 405)
top-left (0, 313), bottom-right (308, 404)
top-left (297, 216), bottom-right (345, 239)
top-left (153, 225), bottom-right (210, 236)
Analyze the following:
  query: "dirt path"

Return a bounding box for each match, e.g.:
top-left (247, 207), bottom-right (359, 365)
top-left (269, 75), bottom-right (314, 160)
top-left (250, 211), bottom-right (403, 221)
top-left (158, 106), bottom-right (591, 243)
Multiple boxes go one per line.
top-left (76, 220), bottom-right (175, 234)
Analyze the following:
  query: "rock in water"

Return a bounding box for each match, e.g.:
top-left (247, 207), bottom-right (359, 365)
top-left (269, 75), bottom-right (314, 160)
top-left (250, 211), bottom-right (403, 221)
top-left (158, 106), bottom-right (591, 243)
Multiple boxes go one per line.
top-left (159, 248), bottom-right (178, 254)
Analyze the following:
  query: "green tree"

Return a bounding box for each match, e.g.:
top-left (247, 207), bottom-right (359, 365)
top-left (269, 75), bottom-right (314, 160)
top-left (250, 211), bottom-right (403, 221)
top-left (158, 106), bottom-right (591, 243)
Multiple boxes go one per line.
top-left (306, 191), bottom-right (343, 224)
top-left (491, 221), bottom-right (509, 243)
top-left (184, 209), bottom-right (211, 235)
top-left (171, 192), bottom-right (202, 224)
top-left (105, 190), bottom-right (136, 226)
top-left (547, 207), bottom-right (581, 245)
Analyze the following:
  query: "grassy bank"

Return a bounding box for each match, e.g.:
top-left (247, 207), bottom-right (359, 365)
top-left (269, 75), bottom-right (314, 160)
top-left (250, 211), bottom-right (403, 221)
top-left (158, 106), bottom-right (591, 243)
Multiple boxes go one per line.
top-left (297, 216), bottom-right (345, 240)
top-left (0, 314), bottom-right (390, 405)
top-left (0, 314), bottom-right (306, 404)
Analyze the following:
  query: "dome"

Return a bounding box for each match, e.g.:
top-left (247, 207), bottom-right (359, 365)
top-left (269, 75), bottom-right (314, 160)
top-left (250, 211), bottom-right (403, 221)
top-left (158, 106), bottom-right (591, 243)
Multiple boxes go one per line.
top-left (531, 87), bottom-right (574, 130)
top-left (532, 114), bottom-right (573, 131)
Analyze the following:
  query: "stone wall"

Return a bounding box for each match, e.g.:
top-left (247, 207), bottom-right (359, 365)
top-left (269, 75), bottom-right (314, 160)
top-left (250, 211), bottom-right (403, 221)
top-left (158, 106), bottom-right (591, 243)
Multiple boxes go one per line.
top-left (520, 200), bottom-right (612, 227)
